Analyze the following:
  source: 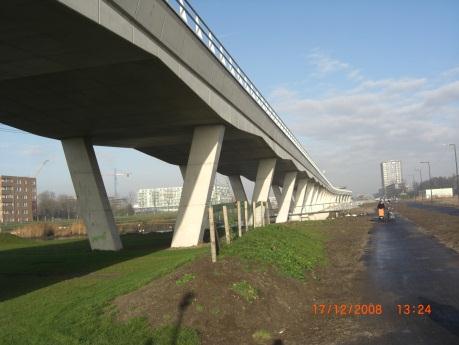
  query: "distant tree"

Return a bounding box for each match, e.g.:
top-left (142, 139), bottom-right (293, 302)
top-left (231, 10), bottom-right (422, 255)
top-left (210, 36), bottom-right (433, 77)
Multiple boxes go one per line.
top-left (38, 191), bottom-right (78, 221)
top-left (38, 191), bottom-right (57, 221)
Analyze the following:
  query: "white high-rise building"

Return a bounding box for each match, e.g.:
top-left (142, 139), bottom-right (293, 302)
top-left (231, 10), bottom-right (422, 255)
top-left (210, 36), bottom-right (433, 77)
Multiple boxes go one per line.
top-left (380, 160), bottom-right (403, 190)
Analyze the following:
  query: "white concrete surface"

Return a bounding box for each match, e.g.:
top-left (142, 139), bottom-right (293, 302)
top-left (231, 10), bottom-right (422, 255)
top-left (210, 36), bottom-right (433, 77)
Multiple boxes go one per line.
top-left (61, 137), bottom-right (122, 251)
top-left (172, 125), bottom-right (225, 247)
top-left (252, 159), bottom-right (276, 227)
top-left (229, 175), bottom-right (248, 201)
top-left (291, 178), bottom-right (308, 221)
top-left (276, 172), bottom-right (297, 223)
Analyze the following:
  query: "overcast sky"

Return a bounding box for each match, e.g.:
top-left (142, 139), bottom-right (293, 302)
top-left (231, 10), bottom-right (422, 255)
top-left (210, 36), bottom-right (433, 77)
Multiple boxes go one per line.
top-left (1, 0), bottom-right (458, 197)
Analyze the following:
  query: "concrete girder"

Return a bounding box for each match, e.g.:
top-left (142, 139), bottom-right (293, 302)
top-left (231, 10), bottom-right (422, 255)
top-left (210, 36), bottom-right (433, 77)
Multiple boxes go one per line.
top-left (61, 137), bottom-right (122, 251)
top-left (171, 125), bottom-right (225, 247)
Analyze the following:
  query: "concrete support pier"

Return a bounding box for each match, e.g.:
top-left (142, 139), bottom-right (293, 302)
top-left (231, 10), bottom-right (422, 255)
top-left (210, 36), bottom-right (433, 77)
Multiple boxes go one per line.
top-left (291, 178), bottom-right (308, 221)
top-left (172, 125), bottom-right (225, 247)
top-left (276, 172), bottom-right (297, 223)
top-left (62, 138), bottom-right (122, 251)
top-left (252, 159), bottom-right (276, 227)
top-left (229, 175), bottom-right (248, 201)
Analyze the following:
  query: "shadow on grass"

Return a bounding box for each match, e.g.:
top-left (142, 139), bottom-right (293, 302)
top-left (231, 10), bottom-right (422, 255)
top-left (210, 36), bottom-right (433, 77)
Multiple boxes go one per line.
top-left (0, 232), bottom-right (173, 302)
top-left (172, 292), bottom-right (195, 345)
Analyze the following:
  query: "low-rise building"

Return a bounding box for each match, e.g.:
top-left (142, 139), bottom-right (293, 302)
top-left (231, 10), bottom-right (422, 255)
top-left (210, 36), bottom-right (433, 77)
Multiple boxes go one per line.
top-left (0, 175), bottom-right (37, 223)
top-left (424, 188), bottom-right (453, 199)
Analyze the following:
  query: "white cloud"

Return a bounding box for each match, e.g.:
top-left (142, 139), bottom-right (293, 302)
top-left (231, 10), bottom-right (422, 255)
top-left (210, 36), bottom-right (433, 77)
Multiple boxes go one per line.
top-left (307, 48), bottom-right (363, 81)
top-left (270, 60), bottom-right (459, 194)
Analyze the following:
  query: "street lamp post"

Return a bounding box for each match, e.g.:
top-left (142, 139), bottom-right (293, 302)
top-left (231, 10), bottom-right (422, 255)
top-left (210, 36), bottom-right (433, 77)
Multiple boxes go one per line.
top-left (407, 174), bottom-right (416, 201)
top-left (420, 161), bottom-right (433, 203)
top-left (449, 144), bottom-right (459, 202)
top-left (415, 168), bottom-right (423, 201)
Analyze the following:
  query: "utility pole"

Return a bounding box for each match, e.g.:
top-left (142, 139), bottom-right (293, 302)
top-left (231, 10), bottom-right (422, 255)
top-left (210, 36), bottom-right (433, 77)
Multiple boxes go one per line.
top-left (407, 174), bottom-right (415, 201)
top-left (420, 161), bottom-right (433, 203)
top-left (449, 144), bottom-right (459, 203)
top-left (415, 168), bottom-right (423, 201)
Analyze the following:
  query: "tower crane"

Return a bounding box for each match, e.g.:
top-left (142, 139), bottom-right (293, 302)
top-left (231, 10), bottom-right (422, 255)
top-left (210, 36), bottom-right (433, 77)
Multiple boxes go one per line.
top-left (33, 160), bottom-right (50, 178)
top-left (104, 169), bottom-right (131, 198)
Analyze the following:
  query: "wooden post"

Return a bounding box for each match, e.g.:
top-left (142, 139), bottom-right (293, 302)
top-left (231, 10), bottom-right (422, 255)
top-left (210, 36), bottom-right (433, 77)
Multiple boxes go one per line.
top-left (208, 206), bottom-right (217, 263)
top-left (264, 201), bottom-right (270, 225)
top-left (223, 205), bottom-right (231, 244)
top-left (237, 201), bottom-right (242, 237)
top-left (260, 201), bottom-right (265, 226)
top-left (244, 201), bottom-right (249, 232)
top-left (252, 201), bottom-right (256, 228)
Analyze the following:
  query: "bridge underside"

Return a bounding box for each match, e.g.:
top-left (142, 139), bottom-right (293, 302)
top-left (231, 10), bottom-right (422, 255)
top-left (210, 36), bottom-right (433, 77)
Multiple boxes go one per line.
top-left (0, 0), bottom-right (351, 250)
top-left (0, 0), bottom-right (299, 185)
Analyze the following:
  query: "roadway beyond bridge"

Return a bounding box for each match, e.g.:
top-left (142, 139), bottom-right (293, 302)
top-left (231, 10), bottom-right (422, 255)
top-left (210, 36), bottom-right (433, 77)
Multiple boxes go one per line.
top-left (0, 0), bottom-right (352, 250)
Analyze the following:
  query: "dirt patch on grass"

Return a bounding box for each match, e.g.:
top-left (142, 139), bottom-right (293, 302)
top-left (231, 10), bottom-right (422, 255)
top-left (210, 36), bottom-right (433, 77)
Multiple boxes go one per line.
top-left (114, 216), bottom-right (373, 345)
top-left (398, 203), bottom-right (459, 252)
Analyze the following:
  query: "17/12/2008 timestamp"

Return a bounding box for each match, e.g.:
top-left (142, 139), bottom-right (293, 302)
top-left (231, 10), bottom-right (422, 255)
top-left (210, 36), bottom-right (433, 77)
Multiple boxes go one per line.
top-left (311, 304), bottom-right (432, 316)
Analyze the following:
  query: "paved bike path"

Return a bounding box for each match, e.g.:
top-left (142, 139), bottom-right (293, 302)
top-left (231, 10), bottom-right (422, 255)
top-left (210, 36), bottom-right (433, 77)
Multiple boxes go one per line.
top-left (345, 216), bottom-right (459, 344)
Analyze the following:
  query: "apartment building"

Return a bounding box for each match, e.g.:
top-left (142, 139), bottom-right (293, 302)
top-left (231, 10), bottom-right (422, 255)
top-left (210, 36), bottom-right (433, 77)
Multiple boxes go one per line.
top-left (380, 160), bottom-right (403, 191)
top-left (0, 175), bottom-right (37, 223)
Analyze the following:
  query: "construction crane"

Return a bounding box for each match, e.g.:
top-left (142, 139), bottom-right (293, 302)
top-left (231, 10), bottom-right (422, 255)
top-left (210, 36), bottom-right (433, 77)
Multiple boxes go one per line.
top-left (104, 169), bottom-right (131, 198)
top-left (33, 160), bottom-right (50, 178)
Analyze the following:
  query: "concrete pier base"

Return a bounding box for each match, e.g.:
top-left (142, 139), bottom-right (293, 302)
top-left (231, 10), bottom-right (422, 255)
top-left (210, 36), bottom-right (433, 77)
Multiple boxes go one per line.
top-left (62, 137), bottom-right (122, 251)
top-left (172, 125), bottom-right (225, 247)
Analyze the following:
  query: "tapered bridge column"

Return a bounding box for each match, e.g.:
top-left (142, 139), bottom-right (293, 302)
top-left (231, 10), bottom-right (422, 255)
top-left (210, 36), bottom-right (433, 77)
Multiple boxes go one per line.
top-left (291, 178), bottom-right (307, 221)
top-left (172, 125), bottom-right (225, 247)
top-left (276, 172), bottom-right (297, 223)
top-left (252, 159), bottom-right (276, 227)
top-left (62, 138), bottom-right (122, 251)
top-left (302, 181), bottom-right (315, 215)
top-left (229, 175), bottom-right (248, 201)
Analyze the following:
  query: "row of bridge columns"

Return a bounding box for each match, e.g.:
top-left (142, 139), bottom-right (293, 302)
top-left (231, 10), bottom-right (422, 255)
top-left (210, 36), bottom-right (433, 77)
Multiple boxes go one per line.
top-left (61, 125), bottom-right (351, 251)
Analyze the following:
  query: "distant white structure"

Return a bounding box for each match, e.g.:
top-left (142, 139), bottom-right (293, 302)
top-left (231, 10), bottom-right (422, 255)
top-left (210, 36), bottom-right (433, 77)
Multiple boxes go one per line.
top-left (424, 188), bottom-right (453, 199)
top-left (136, 184), bottom-right (234, 212)
top-left (380, 160), bottom-right (403, 192)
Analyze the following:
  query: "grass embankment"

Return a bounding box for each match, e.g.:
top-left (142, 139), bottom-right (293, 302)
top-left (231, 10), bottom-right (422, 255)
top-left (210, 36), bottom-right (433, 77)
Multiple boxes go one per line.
top-left (1, 217), bottom-right (372, 345)
top-left (0, 232), bottom-right (204, 345)
top-left (222, 222), bottom-right (326, 279)
top-left (398, 203), bottom-right (459, 252)
top-left (116, 217), bottom-right (372, 345)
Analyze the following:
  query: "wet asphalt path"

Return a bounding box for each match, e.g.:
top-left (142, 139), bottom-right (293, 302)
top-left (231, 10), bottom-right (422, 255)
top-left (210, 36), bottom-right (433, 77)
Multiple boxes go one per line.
top-left (353, 216), bottom-right (459, 344)
top-left (406, 202), bottom-right (459, 217)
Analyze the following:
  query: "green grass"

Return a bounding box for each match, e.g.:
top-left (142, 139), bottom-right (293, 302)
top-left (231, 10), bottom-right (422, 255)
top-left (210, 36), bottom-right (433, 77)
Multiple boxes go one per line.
top-left (0, 233), bottom-right (204, 345)
top-left (222, 222), bottom-right (326, 280)
top-left (231, 281), bottom-right (259, 302)
top-left (252, 329), bottom-right (272, 344)
top-left (176, 273), bottom-right (195, 286)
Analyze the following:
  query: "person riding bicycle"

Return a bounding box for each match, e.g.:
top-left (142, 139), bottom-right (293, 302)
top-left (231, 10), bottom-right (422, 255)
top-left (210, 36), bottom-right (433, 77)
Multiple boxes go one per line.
top-left (377, 199), bottom-right (385, 219)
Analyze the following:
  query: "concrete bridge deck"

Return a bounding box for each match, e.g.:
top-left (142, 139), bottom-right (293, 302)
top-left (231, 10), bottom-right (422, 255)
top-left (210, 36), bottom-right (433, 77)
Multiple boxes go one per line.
top-left (0, 0), bottom-right (352, 250)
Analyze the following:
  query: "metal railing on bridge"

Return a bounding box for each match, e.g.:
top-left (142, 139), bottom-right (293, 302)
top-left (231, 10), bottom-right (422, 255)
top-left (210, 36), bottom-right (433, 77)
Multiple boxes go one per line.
top-left (164, 0), bottom-right (348, 194)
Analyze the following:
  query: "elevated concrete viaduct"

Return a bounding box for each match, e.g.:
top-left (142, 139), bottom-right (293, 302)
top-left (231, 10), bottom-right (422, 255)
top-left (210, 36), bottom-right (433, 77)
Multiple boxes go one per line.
top-left (0, 0), bottom-right (352, 250)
